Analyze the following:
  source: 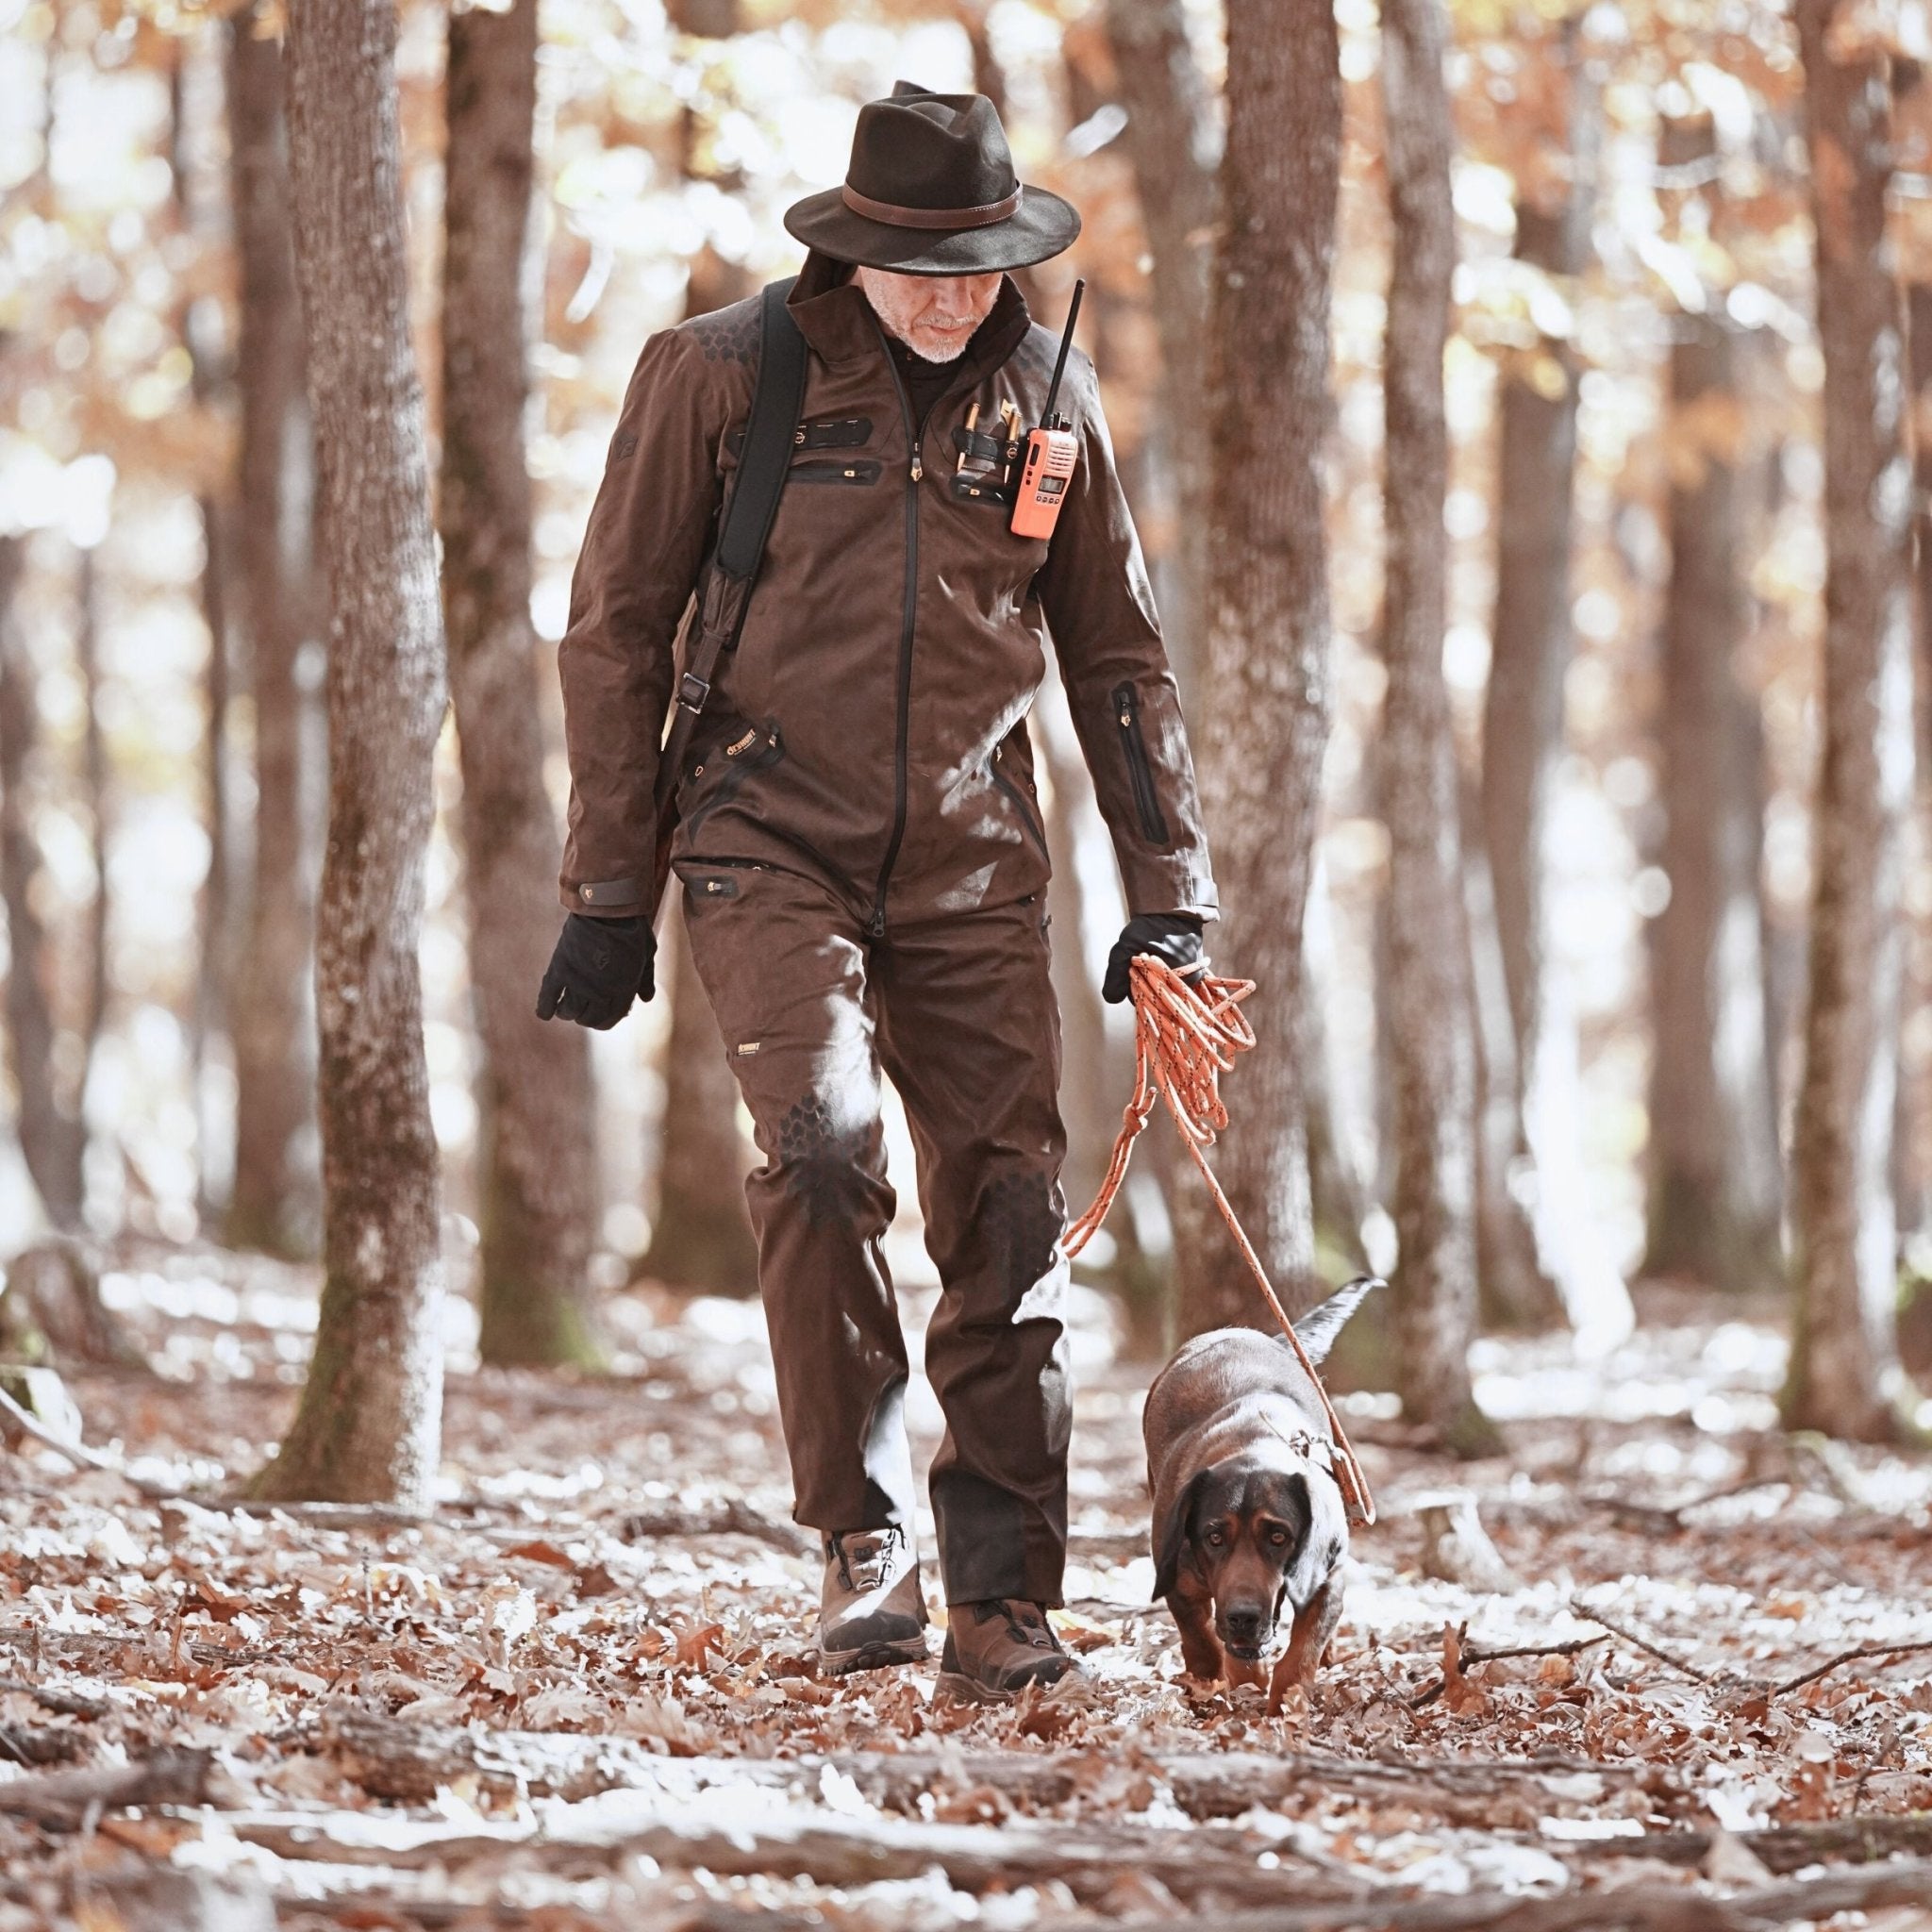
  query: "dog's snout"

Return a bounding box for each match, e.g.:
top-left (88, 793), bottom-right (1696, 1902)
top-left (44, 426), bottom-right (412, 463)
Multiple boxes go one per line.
top-left (1224, 1604), bottom-right (1263, 1642)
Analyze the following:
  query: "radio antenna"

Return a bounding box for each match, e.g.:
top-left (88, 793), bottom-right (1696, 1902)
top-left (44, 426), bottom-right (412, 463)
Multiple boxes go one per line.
top-left (1042, 278), bottom-right (1085, 428)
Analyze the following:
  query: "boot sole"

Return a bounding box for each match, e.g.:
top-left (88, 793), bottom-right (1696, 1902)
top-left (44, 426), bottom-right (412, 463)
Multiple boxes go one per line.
top-left (933, 1668), bottom-right (1016, 1706)
top-left (817, 1632), bottom-right (930, 1676)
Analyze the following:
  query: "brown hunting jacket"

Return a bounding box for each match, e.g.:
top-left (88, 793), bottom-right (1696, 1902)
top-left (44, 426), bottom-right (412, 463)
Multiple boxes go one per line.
top-left (557, 251), bottom-right (1218, 935)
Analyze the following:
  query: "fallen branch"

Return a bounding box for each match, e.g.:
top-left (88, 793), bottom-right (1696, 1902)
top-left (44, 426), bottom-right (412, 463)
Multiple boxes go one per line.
top-left (1568, 1596), bottom-right (1719, 1685)
top-left (1104, 1860), bottom-right (1932, 1931)
top-left (619, 1497), bottom-right (810, 1554)
top-left (307, 1708), bottom-right (1661, 1817)
top-left (0, 1676), bottom-right (108, 1719)
top-left (1565, 1812), bottom-right (1932, 1876)
top-left (229, 1804), bottom-right (1365, 1908)
top-left (1770, 1637), bottom-right (1932, 1698)
top-left (0, 1745), bottom-right (211, 1824)
top-left (0, 1381), bottom-right (131, 1481)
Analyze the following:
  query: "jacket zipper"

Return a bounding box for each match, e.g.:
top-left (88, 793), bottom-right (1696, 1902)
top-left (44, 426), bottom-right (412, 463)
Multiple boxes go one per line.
top-left (990, 754), bottom-right (1049, 860)
top-left (1112, 681), bottom-right (1171, 843)
top-left (867, 328), bottom-right (925, 940)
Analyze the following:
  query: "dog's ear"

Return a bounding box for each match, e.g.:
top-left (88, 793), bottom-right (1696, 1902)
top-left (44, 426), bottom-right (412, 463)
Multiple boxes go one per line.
top-left (1291, 1274), bottom-right (1384, 1367)
top-left (1152, 1468), bottom-right (1208, 1603)
top-left (1284, 1462), bottom-right (1348, 1609)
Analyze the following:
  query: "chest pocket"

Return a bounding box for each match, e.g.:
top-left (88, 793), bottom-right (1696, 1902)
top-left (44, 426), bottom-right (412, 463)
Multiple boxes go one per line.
top-left (728, 416), bottom-right (873, 457)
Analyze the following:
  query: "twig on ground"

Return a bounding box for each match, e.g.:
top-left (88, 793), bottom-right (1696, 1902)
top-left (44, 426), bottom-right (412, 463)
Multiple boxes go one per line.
top-left (619, 1497), bottom-right (811, 1555)
top-left (1408, 1630), bottom-right (1609, 1709)
top-left (0, 1383), bottom-right (128, 1480)
top-left (1568, 1596), bottom-right (1719, 1685)
top-left (1770, 1637), bottom-right (1932, 1698)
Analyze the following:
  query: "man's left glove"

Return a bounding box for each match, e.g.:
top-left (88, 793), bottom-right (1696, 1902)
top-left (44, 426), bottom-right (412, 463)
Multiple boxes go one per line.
top-left (1103, 912), bottom-right (1206, 1005)
top-left (536, 914), bottom-right (656, 1029)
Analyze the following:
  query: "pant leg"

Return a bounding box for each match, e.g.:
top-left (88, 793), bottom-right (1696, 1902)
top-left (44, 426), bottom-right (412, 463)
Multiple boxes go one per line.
top-left (872, 892), bottom-right (1071, 1606)
top-left (676, 860), bottom-right (916, 1536)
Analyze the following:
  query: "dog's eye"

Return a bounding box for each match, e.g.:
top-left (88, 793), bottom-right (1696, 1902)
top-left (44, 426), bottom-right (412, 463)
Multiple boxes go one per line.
top-left (1205, 1528), bottom-right (1224, 1548)
top-left (1268, 1527), bottom-right (1288, 1546)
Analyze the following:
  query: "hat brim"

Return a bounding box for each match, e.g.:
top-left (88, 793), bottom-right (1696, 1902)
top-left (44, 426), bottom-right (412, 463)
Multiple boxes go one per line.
top-left (782, 181), bottom-right (1080, 275)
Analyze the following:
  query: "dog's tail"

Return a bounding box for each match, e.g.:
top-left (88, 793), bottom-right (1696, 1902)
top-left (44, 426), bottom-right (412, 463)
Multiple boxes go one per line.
top-left (1291, 1274), bottom-right (1384, 1366)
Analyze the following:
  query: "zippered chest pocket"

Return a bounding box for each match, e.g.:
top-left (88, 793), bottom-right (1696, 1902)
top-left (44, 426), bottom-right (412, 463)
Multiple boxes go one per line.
top-left (1111, 682), bottom-right (1171, 844)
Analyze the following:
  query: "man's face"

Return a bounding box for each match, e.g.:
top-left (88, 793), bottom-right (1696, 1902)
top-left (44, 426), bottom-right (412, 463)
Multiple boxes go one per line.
top-left (855, 266), bottom-right (1003, 362)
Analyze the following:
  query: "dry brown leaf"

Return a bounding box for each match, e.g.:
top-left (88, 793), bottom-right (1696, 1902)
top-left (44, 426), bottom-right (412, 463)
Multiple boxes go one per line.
top-left (502, 1540), bottom-right (575, 1570)
top-left (674, 1619), bottom-right (725, 1671)
top-left (1441, 1624), bottom-right (1491, 1718)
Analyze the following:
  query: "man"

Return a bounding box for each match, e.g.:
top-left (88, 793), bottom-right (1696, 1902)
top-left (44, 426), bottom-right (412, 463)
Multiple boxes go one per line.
top-left (538, 85), bottom-right (1217, 1702)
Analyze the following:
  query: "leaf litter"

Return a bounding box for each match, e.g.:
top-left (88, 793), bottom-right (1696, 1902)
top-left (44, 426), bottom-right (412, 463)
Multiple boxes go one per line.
top-left (0, 1246), bottom-right (1928, 1929)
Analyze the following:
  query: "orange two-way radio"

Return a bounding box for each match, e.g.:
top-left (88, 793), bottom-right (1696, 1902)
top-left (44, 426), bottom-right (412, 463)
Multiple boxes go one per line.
top-left (1009, 278), bottom-right (1085, 541)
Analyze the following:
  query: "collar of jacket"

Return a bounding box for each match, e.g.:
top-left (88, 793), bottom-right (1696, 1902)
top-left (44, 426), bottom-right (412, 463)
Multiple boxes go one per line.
top-left (786, 247), bottom-right (1034, 383)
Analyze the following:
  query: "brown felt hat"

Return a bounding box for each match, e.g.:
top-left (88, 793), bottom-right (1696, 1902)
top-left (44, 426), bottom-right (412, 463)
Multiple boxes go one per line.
top-left (784, 82), bottom-right (1080, 276)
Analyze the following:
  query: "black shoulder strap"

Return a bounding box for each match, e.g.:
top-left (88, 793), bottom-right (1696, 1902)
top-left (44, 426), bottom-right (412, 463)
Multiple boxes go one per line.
top-left (717, 276), bottom-right (806, 583)
top-left (658, 278), bottom-right (807, 795)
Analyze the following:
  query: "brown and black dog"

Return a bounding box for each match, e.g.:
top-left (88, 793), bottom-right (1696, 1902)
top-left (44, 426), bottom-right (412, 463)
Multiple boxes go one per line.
top-left (1144, 1276), bottom-right (1380, 1705)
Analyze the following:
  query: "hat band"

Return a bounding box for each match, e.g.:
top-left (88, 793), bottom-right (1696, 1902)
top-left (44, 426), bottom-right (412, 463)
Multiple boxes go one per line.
top-left (841, 182), bottom-right (1023, 230)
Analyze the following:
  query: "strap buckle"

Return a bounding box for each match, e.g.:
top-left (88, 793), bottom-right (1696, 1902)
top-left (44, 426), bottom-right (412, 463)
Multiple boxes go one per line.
top-left (677, 672), bottom-right (710, 715)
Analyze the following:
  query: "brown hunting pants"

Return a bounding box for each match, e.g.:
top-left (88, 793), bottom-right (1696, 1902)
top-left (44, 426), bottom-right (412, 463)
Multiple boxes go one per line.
top-left (677, 858), bottom-right (1072, 1606)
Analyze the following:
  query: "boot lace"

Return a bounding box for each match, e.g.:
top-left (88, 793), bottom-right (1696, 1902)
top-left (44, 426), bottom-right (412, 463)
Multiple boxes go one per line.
top-left (983, 1598), bottom-right (1061, 1652)
top-left (831, 1524), bottom-right (904, 1593)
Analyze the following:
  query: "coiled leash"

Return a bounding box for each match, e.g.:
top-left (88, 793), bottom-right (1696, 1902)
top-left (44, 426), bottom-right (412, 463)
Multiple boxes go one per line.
top-left (1060, 955), bottom-right (1377, 1529)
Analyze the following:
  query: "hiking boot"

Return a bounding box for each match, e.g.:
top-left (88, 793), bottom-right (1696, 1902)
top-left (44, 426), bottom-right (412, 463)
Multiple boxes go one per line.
top-left (935, 1598), bottom-right (1080, 1704)
top-left (816, 1525), bottom-right (929, 1674)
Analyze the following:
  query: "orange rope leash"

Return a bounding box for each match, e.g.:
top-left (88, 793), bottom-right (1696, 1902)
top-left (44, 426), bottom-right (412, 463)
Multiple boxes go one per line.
top-left (1062, 954), bottom-right (1377, 1528)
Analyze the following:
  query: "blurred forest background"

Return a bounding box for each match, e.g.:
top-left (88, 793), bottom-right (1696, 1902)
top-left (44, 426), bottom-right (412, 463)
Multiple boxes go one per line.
top-left (4, 0), bottom-right (1932, 1491)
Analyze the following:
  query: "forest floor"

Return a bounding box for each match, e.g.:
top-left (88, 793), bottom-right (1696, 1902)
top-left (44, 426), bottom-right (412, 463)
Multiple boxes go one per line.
top-left (1, 1244), bottom-right (1930, 1931)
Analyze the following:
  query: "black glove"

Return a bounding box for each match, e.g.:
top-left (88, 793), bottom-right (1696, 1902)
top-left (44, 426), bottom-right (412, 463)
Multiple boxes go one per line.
top-left (536, 914), bottom-right (655, 1029)
top-left (1103, 912), bottom-right (1206, 1005)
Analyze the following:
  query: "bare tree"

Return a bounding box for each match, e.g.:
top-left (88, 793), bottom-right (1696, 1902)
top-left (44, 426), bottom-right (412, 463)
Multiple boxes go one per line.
top-left (1175, 0), bottom-right (1341, 1334)
top-left (641, 64), bottom-right (759, 1297)
top-left (1478, 18), bottom-right (1599, 1332)
top-left (641, 920), bottom-right (758, 1293)
top-left (1378, 0), bottom-right (1494, 1452)
top-left (1100, 0), bottom-right (1217, 692)
top-left (167, 31), bottom-right (235, 1222)
top-left (441, 0), bottom-right (604, 1363)
top-left (252, 0), bottom-right (448, 1506)
top-left (1643, 119), bottom-right (1782, 1295)
top-left (1784, 0), bottom-right (1915, 1441)
top-left (225, 4), bottom-right (320, 1257)
top-left (0, 535), bottom-right (87, 1230)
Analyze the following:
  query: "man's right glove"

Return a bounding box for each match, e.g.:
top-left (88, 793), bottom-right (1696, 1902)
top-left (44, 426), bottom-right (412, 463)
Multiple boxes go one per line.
top-left (536, 914), bottom-right (656, 1029)
top-left (1103, 912), bottom-right (1206, 1005)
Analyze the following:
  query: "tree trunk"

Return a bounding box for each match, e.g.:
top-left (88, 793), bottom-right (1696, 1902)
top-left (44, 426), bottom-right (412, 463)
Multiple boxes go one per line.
top-left (75, 548), bottom-right (108, 1074)
top-left (1481, 20), bottom-right (1595, 1067)
top-left (1299, 866), bottom-right (1371, 1275)
top-left (1378, 0), bottom-right (1494, 1453)
top-left (1100, 0), bottom-right (1217, 696)
top-left (640, 98), bottom-right (758, 1295)
top-left (0, 535), bottom-right (86, 1230)
top-left (1644, 121), bottom-right (1783, 1295)
top-left (1174, 0), bottom-right (1340, 1335)
top-left (441, 0), bottom-right (604, 1365)
top-left (1477, 19), bottom-right (1599, 1332)
top-left (1466, 825), bottom-right (1561, 1329)
top-left (252, 0), bottom-right (448, 1507)
top-left (1783, 0), bottom-right (1914, 1441)
top-left (168, 33), bottom-right (236, 1226)
top-left (1912, 282), bottom-right (1932, 775)
top-left (225, 4), bottom-right (320, 1258)
top-left (641, 917), bottom-right (758, 1293)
